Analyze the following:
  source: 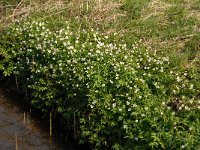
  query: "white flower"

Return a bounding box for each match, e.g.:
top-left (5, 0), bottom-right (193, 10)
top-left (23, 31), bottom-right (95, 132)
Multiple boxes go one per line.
top-left (126, 101), bottom-right (130, 105)
top-left (177, 76), bottom-right (181, 82)
top-left (184, 72), bottom-right (187, 76)
top-left (189, 100), bottom-right (193, 104)
top-left (140, 79), bottom-right (145, 83)
top-left (132, 104), bottom-right (137, 108)
top-left (185, 106), bottom-right (190, 110)
top-left (181, 145), bottom-right (185, 149)
top-left (112, 103), bottom-right (116, 108)
top-left (123, 124), bottom-right (128, 129)
top-left (189, 84), bottom-right (194, 89)
top-left (160, 67), bottom-right (164, 72)
top-left (162, 102), bottom-right (165, 105)
top-left (96, 50), bottom-right (100, 54)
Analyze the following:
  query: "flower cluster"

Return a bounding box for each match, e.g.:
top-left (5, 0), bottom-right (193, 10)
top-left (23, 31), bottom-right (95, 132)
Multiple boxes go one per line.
top-left (0, 20), bottom-right (199, 149)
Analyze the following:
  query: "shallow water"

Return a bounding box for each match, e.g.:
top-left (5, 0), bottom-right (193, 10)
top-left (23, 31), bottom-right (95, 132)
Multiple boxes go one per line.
top-left (0, 85), bottom-right (80, 150)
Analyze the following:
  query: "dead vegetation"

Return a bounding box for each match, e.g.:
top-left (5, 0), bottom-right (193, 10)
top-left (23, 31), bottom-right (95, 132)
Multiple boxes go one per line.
top-left (0, 0), bottom-right (126, 30)
top-left (141, 0), bottom-right (173, 21)
top-left (89, 1), bottom-right (125, 23)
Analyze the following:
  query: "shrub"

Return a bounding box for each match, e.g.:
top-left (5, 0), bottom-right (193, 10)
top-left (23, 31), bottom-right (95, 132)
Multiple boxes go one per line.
top-left (0, 19), bottom-right (200, 149)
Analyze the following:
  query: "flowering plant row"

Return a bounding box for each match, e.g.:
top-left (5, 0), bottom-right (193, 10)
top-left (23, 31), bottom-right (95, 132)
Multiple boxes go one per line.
top-left (0, 20), bottom-right (199, 149)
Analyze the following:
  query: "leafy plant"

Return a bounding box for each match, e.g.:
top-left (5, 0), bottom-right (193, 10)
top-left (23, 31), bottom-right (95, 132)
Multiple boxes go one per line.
top-left (0, 19), bottom-right (199, 149)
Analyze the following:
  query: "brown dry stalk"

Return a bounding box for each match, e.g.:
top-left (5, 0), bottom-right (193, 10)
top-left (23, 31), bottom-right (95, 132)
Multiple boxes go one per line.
top-left (0, 0), bottom-right (125, 30)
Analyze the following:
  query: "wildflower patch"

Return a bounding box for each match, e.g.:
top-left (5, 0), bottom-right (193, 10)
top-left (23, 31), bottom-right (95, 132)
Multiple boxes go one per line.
top-left (0, 20), bottom-right (200, 149)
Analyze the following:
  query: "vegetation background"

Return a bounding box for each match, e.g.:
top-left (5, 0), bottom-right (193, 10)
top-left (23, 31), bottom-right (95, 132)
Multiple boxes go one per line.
top-left (1, 0), bottom-right (199, 66)
top-left (0, 0), bottom-right (200, 149)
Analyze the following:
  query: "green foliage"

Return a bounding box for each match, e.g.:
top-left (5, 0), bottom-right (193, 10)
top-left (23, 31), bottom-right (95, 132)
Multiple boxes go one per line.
top-left (121, 0), bottom-right (150, 19)
top-left (183, 33), bottom-right (200, 60)
top-left (0, 19), bottom-right (200, 149)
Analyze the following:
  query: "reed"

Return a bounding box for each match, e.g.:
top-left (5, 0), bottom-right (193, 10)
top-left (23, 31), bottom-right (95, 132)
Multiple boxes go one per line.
top-left (15, 133), bottom-right (18, 150)
top-left (23, 112), bottom-right (25, 124)
top-left (50, 112), bottom-right (52, 136)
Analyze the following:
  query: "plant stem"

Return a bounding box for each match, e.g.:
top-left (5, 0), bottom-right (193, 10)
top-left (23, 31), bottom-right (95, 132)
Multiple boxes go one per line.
top-left (50, 111), bottom-right (52, 136)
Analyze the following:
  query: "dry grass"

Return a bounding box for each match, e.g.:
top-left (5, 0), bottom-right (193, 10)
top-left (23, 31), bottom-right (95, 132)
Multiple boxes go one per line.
top-left (0, 0), bottom-right (69, 29)
top-left (0, 0), bottom-right (126, 29)
top-left (141, 0), bottom-right (173, 21)
top-left (89, 0), bottom-right (125, 23)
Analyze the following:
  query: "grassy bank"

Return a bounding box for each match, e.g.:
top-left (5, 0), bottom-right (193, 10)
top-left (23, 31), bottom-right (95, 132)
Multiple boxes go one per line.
top-left (1, 0), bottom-right (199, 67)
top-left (0, 0), bottom-right (200, 149)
